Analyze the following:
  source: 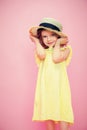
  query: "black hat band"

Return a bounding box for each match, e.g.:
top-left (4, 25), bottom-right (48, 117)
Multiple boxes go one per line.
top-left (39, 23), bottom-right (61, 32)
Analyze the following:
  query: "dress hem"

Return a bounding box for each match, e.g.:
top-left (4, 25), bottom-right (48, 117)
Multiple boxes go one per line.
top-left (32, 119), bottom-right (74, 125)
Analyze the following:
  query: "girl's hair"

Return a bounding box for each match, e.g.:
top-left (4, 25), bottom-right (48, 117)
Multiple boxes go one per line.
top-left (37, 28), bottom-right (61, 49)
top-left (37, 28), bottom-right (49, 49)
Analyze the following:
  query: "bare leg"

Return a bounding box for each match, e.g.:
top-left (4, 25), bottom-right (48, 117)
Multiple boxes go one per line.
top-left (60, 121), bottom-right (70, 130)
top-left (46, 120), bottom-right (56, 130)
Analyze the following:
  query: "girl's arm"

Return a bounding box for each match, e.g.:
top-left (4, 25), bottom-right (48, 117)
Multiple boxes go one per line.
top-left (35, 42), bottom-right (46, 60)
top-left (29, 35), bottom-right (46, 60)
top-left (52, 38), bottom-right (70, 63)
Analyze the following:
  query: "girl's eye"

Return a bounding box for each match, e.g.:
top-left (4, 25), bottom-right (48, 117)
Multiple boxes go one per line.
top-left (42, 36), bottom-right (47, 38)
top-left (51, 33), bottom-right (57, 36)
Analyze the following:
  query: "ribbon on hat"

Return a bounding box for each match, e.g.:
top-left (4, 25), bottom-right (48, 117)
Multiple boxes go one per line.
top-left (39, 23), bottom-right (61, 32)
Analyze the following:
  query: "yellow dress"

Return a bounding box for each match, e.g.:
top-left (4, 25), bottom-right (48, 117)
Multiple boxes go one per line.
top-left (32, 45), bottom-right (74, 124)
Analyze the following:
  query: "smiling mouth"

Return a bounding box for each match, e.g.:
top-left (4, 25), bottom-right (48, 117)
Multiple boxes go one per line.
top-left (48, 42), bottom-right (54, 44)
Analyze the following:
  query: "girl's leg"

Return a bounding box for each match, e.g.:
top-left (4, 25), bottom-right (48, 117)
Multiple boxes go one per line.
top-left (60, 121), bottom-right (70, 130)
top-left (46, 120), bottom-right (56, 130)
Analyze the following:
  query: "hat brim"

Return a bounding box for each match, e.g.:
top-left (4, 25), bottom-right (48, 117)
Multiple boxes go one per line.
top-left (29, 26), bottom-right (67, 38)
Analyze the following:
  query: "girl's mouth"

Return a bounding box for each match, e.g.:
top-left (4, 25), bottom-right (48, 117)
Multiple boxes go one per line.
top-left (48, 42), bottom-right (54, 44)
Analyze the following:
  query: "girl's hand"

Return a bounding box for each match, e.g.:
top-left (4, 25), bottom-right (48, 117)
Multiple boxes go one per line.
top-left (29, 34), bottom-right (40, 44)
top-left (56, 37), bottom-right (69, 46)
top-left (60, 37), bottom-right (68, 44)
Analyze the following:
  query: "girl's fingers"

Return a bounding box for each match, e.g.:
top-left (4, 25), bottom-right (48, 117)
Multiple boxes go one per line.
top-left (60, 38), bottom-right (69, 44)
top-left (29, 35), bottom-right (39, 43)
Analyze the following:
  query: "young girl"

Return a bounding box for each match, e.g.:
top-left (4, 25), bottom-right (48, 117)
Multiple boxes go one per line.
top-left (29, 18), bottom-right (74, 130)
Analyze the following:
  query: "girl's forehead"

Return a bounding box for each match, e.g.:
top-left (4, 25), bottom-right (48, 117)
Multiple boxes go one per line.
top-left (41, 30), bottom-right (55, 35)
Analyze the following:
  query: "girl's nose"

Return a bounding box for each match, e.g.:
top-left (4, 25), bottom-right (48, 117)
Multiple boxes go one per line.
top-left (47, 36), bottom-right (51, 41)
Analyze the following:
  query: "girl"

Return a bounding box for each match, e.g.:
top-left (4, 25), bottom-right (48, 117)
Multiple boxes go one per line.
top-left (29, 18), bottom-right (74, 130)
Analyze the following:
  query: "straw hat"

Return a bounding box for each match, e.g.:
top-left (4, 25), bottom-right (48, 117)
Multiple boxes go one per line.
top-left (29, 17), bottom-right (67, 38)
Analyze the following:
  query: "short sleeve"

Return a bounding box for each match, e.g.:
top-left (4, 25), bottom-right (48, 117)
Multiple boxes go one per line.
top-left (35, 53), bottom-right (41, 67)
top-left (65, 45), bottom-right (72, 66)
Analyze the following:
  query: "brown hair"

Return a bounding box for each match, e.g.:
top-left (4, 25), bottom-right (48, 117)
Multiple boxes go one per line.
top-left (37, 28), bottom-right (49, 49)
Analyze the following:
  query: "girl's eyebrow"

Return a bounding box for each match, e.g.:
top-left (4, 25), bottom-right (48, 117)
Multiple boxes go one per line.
top-left (42, 34), bottom-right (48, 36)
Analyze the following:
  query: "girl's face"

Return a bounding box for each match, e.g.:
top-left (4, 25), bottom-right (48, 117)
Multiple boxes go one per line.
top-left (41, 30), bottom-right (58, 47)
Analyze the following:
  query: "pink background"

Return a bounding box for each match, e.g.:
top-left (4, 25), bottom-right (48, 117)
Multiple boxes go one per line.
top-left (0, 0), bottom-right (87, 130)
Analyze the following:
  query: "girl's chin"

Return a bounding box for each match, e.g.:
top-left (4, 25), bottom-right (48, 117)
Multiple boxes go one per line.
top-left (46, 43), bottom-right (55, 47)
